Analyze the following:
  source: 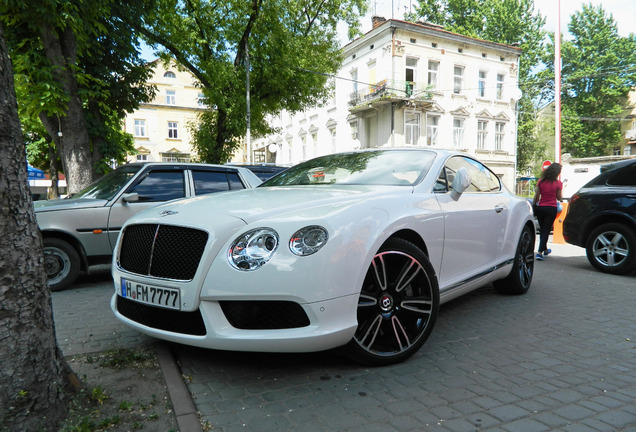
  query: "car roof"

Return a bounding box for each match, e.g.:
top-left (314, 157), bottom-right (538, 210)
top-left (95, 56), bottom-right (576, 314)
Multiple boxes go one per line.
top-left (122, 161), bottom-right (262, 186)
top-left (600, 157), bottom-right (636, 173)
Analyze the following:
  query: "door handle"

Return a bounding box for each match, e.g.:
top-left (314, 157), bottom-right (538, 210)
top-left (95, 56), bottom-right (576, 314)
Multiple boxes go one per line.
top-left (494, 205), bottom-right (505, 213)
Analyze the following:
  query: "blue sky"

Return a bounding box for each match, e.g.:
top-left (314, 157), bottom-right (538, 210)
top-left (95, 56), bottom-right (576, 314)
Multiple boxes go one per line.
top-left (141, 1), bottom-right (636, 61)
top-left (364, 0), bottom-right (635, 38)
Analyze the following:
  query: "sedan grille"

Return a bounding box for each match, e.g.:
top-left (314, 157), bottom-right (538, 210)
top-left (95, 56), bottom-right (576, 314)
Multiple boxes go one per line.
top-left (118, 224), bottom-right (209, 280)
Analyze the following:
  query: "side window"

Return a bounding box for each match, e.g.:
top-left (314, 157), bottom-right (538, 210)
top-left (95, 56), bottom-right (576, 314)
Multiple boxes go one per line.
top-left (444, 156), bottom-right (501, 193)
top-left (192, 170), bottom-right (230, 195)
top-left (607, 165), bottom-right (636, 186)
top-left (434, 167), bottom-right (448, 193)
top-left (129, 170), bottom-right (186, 202)
top-left (227, 172), bottom-right (245, 190)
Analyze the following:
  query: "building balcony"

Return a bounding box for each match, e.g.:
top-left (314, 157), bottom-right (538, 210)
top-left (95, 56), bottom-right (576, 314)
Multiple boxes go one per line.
top-left (348, 79), bottom-right (432, 115)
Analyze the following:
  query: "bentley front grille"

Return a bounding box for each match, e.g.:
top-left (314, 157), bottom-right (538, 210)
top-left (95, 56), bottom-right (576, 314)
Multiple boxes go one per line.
top-left (118, 224), bottom-right (209, 280)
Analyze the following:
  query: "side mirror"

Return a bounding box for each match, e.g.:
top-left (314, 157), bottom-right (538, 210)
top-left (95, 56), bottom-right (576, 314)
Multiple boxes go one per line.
top-left (450, 167), bottom-right (471, 201)
top-left (122, 192), bottom-right (139, 203)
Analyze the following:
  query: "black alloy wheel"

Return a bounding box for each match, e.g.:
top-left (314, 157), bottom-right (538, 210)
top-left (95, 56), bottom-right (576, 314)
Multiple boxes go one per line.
top-left (347, 238), bottom-right (439, 366)
top-left (493, 225), bottom-right (535, 295)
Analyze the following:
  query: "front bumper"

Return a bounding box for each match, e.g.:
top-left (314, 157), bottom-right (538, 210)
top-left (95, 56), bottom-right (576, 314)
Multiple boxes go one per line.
top-left (111, 292), bottom-right (359, 353)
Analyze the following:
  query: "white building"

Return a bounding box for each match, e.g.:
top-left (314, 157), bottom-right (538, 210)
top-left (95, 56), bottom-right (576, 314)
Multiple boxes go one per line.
top-left (251, 17), bottom-right (522, 191)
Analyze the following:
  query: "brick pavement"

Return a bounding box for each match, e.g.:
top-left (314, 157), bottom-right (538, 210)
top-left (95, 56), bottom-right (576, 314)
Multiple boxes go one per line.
top-left (174, 243), bottom-right (636, 432)
top-left (52, 265), bottom-right (154, 356)
top-left (52, 243), bottom-right (636, 432)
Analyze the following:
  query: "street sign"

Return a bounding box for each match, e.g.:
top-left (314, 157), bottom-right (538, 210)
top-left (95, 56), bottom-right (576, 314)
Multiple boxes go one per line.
top-left (541, 160), bottom-right (552, 171)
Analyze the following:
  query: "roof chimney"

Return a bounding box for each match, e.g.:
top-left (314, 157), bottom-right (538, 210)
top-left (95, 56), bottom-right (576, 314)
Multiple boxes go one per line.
top-left (372, 16), bottom-right (387, 29)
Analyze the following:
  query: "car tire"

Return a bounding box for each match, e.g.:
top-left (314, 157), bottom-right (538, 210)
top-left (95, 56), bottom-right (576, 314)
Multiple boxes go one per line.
top-left (346, 238), bottom-right (440, 366)
top-left (43, 238), bottom-right (81, 291)
top-left (493, 225), bottom-right (535, 295)
top-left (585, 223), bottom-right (636, 275)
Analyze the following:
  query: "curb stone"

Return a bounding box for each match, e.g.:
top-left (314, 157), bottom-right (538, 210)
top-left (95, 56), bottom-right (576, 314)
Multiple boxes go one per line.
top-left (156, 342), bottom-right (203, 432)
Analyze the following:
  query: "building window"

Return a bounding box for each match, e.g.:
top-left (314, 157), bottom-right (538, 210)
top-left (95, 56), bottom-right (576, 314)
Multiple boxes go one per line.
top-left (136, 154), bottom-right (149, 162)
top-left (197, 93), bottom-right (205, 106)
top-left (478, 71), bottom-right (487, 98)
top-left (625, 145), bottom-right (632, 156)
top-left (253, 148), bottom-right (265, 163)
top-left (405, 111), bottom-right (421, 145)
top-left (166, 90), bottom-right (176, 105)
top-left (613, 147), bottom-right (622, 156)
top-left (351, 69), bottom-right (358, 95)
top-left (453, 66), bottom-right (464, 95)
top-left (168, 121), bottom-right (179, 139)
top-left (405, 57), bottom-right (418, 96)
top-left (453, 118), bottom-right (465, 148)
top-left (350, 120), bottom-right (359, 140)
top-left (312, 132), bottom-right (318, 157)
top-left (426, 115), bottom-right (439, 146)
top-left (427, 61), bottom-right (439, 90)
top-left (495, 122), bottom-right (505, 150)
top-left (300, 135), bottom-right (307, 160)
top-left (496, 74), bottom-right (505, 100)
top-left (164, 71), bottom-right (176, 78)
top-left (287, 139), bottom-right (293, 163)
top-left (329, 128), bottom-right (337, 153)
top-left (368, 60), bottom-right (376, 93)
top-left (160, 152), bottom-right (190, 162)
top-left (134, 119), bottom-right (146, 137)
top-left (477, 120), bottom-right (488, 149)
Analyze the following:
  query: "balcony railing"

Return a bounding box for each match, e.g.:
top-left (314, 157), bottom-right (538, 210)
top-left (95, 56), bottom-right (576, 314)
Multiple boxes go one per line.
top-left (349, 79), bottom-right (431, 108)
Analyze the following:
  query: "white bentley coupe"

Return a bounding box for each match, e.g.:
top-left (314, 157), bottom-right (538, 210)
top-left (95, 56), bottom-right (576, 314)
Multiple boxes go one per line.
top-left (111, 149), bottom-right (536, 365)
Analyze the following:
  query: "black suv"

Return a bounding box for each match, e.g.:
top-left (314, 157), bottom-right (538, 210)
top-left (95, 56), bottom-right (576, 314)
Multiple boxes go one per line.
top-left (563, 158), bottom-right (636, 274)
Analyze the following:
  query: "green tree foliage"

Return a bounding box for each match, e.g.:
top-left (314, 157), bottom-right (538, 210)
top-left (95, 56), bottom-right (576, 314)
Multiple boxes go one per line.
top-left (407, 0), bottom-right (547, 172)
top-left (2, 0), bottom-right (155, 192)
top-left (556, 4), bottom-right (636, 157)
top-left (135, 0), bottom-right (367, 163)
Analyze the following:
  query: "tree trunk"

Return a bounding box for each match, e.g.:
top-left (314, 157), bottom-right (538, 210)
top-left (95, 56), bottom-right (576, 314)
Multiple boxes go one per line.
top-left (0, 23), bottom-right (79, 431)
top-left (47, 143), bottom-right (61, 199)
top-left (38, 22), bottom-right (94, 194)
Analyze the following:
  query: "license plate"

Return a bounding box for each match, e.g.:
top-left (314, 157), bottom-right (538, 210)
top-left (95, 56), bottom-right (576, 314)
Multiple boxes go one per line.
top-left (121, 278), bottom-right (181, 310)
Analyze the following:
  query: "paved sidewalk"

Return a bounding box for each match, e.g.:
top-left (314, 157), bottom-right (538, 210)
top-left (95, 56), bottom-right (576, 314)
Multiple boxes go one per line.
top-left (174, 241), bottom-right (636, 432)
top-left (52, 241), bottom-right (636, 432)
top-left (51, 266), bottom-right (154, 356)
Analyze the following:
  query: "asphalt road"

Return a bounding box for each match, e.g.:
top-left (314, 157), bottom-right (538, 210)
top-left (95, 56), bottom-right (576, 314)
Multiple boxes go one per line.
top-left (52, 241), bottom-right (636, 432)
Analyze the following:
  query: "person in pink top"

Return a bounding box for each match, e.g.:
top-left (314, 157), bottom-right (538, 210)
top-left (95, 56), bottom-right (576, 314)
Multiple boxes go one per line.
top-left (532, 163), bottom-right (563, 260)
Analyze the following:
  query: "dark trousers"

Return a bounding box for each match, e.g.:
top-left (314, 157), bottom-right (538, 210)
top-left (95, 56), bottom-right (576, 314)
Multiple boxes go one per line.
top-left (535, 205), bottom-right (558, 253)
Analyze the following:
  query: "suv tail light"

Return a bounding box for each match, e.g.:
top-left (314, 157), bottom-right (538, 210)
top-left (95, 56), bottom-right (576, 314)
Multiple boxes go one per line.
top-left (569, 193), bottom-right (579, 205)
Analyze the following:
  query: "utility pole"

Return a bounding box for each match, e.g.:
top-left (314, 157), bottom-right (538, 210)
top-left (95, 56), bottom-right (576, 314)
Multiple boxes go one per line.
top-left (555, 0), bottom-right (562, 164)
top-left (246, 39), bottom-right (252, 164)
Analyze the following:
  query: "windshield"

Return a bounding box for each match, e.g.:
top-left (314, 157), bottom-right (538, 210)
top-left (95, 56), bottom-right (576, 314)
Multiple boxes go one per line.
top-left (70, 165), bottom-right (142, 200)
top-left (261, 150), bottom-right (436, 187)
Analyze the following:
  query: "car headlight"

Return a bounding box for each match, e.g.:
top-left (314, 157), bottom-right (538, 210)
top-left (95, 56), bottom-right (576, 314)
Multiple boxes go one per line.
top-left (229, 228), bottom-right (279, 270)
top-left (289, 226), bottom-right (329, 256)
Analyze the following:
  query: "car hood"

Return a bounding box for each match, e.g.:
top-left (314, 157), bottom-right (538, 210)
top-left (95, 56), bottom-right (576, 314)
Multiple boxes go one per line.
top-left (136, 185), bottom-right (409, 226)
top-left (33, 197), bottom-right (109, 212)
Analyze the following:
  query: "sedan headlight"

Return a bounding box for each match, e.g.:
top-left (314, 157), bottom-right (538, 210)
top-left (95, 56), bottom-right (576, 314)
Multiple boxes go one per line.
top-left (229, 228), bottom-right (279, 270)
top-left (289, 226), bottom-right (329, 256)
